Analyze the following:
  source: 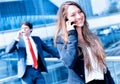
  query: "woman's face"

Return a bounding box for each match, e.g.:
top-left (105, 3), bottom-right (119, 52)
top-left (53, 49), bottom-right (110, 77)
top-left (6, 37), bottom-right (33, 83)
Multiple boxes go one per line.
top-left (67, 5), bottom-right (85, 28)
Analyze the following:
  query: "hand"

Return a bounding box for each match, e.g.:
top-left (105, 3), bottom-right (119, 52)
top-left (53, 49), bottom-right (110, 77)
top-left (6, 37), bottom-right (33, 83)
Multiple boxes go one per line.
top-left (16, 30), bottom-right (23, 39)
top-left (66, 21), bottom-right (75, 31)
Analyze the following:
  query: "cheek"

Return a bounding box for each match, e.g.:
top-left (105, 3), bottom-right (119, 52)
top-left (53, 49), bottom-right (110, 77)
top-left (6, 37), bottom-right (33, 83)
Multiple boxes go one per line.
top-left (68, 17), bottom-right (75, 21)
top-left (82, 13), bottom-right (85, 20)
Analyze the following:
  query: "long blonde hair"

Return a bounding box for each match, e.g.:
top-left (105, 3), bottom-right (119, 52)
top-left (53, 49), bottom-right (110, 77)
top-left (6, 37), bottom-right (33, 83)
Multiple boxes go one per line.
top-left (54, 1), bottom-right (106, 72)
top-left (54, 1), bottom-right (84, 45)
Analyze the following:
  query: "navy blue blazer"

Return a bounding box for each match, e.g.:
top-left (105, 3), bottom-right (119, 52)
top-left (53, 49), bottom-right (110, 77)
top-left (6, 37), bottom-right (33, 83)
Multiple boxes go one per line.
top-left (5, 36), bottom-right (59, 78)
top-left (56, 30), bottom-right (115, 84)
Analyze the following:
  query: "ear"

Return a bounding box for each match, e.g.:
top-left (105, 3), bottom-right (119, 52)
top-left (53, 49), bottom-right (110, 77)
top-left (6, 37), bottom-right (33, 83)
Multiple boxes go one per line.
top-left (30, 29), bottom-right (33, 33)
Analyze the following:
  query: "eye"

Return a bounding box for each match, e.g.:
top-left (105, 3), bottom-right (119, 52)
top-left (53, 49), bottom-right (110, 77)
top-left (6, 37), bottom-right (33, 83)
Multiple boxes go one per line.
top-left (71, 14), bottom-right (75, 17)
top-left (78, 10), bottom-right (82, 14)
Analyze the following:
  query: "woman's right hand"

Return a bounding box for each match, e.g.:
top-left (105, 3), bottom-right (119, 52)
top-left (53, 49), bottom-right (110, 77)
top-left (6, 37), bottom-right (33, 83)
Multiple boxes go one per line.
top-left (66, 20), bottom-right (75, 31)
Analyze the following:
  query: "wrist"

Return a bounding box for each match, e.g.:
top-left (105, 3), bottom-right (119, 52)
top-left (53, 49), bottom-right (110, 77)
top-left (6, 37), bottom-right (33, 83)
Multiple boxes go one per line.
top-left (67, 27), bottom-right (75, 31)
top-left (15, 37), bottom-right (20, 41)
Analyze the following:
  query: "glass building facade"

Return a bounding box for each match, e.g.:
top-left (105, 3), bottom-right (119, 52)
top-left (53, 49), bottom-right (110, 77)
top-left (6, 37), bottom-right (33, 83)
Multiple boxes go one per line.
top-left (0, 0), bottom-right (58, 31)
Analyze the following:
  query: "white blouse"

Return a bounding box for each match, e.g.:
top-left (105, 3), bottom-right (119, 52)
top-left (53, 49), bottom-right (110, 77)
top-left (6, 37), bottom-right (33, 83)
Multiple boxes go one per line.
top-left (85, 47), bottom-right (104, 83)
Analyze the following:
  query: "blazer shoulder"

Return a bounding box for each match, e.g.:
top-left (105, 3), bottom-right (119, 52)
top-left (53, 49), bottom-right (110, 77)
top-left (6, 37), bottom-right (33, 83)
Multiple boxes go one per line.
top-left (32, 36), bottom-right (40, 39)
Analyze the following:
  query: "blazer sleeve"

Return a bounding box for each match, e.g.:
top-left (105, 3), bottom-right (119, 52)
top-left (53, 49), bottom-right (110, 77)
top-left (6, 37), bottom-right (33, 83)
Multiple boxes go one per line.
top-left (38, 37), bottom-right (60, 59)
top-left (56, 30), bottom-right (78, 68)
top-left (5, 40), bottom-right (18, 53)
top-left (104, 68), bottom-right (115, 84)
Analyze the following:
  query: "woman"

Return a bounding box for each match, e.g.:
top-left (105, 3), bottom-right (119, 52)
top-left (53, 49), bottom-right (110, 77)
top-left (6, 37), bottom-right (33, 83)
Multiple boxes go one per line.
top-left (54, 1), bottom-right (115, 84)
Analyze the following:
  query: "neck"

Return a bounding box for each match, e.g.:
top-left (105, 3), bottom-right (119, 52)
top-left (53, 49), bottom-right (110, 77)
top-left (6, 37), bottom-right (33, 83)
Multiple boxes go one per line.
top-left (76, 27), bottom-right (85, 43)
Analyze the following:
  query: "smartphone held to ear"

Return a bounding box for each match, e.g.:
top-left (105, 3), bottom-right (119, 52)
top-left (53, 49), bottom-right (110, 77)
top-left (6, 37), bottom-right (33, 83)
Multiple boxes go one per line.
top-left (71, 22), bottom-right (75, 25)
top-left (65, 18), bottom-right (68, 21)
top-left (65, 18), bottom-right (75, 25)
top-left (65, 18), bottom-right (76, 31)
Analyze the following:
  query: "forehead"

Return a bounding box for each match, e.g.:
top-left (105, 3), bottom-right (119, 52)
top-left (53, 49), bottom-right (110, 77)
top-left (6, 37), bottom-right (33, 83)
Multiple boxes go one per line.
top-left (67, 5), bottom-right (80, 14)
top-left (21, 24), bottom-right (29, 29)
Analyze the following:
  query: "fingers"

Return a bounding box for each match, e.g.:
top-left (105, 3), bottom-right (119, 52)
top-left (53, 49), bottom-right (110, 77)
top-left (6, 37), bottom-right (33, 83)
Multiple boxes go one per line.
top-left (16, 30), bottom-right (23, 39)
top-left (66, 21), bottom-right (75, 31)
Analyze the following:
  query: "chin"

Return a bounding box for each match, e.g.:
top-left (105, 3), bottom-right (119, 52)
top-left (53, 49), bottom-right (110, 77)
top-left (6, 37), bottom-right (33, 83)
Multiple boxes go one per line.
top-left (76, 22), bottom-right (84, 27)
top-left (77, 24), bottom-right (84, 28)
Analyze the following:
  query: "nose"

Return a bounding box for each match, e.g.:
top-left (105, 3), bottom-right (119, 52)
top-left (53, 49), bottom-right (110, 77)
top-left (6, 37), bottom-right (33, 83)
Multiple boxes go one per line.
top-left (21, 28), bottom-right (24, 31)
top-left (21, 28), bottom-right (26, 32)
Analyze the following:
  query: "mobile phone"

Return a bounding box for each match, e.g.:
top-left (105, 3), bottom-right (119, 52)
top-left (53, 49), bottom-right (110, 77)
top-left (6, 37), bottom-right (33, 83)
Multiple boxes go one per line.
top-left (65, 18), bottom-right (75, 25)
top-left (65, 18), bottom-right (68, 21)
top-left (71, 22), bottom-right (75, 25)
